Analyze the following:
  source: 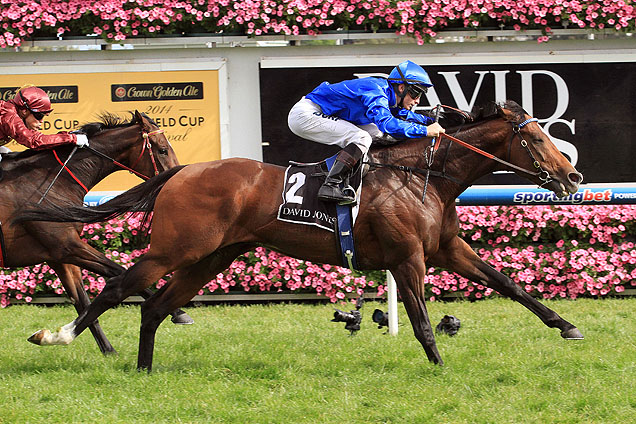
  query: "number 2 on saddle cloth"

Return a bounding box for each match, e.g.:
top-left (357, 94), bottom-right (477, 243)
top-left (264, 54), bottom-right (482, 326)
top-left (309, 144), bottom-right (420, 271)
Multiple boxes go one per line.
top-left (277, 153), bottom-right (363, 269)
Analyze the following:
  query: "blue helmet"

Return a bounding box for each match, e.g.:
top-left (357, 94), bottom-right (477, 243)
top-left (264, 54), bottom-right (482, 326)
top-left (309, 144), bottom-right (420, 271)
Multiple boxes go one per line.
top-left (388, 60), bottom-right (433, 94)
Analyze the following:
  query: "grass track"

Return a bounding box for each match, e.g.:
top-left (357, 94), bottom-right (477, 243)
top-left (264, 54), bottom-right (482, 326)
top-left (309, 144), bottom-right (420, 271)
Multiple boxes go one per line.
top-left (0, 298), bottom-right (634, 423)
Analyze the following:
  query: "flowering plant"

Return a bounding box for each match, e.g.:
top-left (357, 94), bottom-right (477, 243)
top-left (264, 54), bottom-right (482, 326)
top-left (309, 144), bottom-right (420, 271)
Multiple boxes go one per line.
top-left (0, 0), bottom-right (634, 48)
top-left (1, 205), bottom-right (634, 307)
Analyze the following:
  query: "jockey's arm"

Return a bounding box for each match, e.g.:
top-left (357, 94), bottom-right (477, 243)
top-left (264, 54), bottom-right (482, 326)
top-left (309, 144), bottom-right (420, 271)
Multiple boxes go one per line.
top-left (1, 111), bottom-right (76, 149)
top-left (394, 107), bottom-right (434, 126)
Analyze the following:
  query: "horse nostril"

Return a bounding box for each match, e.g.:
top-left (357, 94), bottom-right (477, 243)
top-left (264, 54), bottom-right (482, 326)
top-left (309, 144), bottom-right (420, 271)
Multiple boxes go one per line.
top-left (568, 172), bottom-right (583, 185)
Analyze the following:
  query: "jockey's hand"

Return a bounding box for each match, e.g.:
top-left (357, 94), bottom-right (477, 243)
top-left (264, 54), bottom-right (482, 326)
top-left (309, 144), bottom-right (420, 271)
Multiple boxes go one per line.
top-left (426, 122), bottom-right (446, 138)
top-left (75, 134), bottom-right (89, 148)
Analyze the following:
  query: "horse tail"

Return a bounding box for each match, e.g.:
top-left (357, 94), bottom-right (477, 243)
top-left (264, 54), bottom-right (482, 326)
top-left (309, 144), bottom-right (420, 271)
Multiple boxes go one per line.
top-left (14, 165), bottom-right (186, 227)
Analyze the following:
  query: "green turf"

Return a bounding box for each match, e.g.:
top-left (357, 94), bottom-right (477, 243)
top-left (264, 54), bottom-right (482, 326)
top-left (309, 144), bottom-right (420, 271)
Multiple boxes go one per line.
top-left (0, 298), bottom-right (634, 423)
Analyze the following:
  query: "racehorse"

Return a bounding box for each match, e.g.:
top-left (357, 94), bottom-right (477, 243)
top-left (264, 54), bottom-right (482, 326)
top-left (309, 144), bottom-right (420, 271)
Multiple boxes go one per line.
top-left (2, 110), bottom-right (191, 355)
top-left (20, 101), bottom-right (585, 371)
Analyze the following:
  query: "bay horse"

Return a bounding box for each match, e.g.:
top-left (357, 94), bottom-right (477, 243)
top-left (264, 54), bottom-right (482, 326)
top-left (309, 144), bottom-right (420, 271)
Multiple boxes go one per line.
top-left (2, 110), bottom-right (192, 355)
top-left (20, 101), bottom-right (585, 371)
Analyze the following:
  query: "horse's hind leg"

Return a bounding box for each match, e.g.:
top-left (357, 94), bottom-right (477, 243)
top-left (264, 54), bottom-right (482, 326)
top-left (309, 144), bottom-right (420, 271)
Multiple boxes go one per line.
top-left (429, 236), bottom-right (583, 339)
top-left (49, 262), bottom-right (117, 354)
top-left (28, 256), bottom-right (173, 347)
top-left (138, 246), bottom-right (248, 371)
top-left (391, 252), bottom-right (443, 365)
top-left (55, 238), bottom-right (193, 326)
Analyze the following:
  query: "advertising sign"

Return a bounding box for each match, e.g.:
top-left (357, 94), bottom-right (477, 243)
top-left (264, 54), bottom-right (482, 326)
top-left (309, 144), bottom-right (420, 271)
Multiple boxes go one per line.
top-left (259, 59), bottom-right (636, 204)
top-left (0, 69), bottom-right (221, 193)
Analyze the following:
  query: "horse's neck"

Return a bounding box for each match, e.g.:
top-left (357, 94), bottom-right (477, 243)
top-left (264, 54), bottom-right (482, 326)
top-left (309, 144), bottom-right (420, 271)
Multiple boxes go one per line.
top-left (436, 120), bottom-right (512, 195)
top-left (369, 119), bottom-right (512, 201)
top-left (37, 130), bottom-right (135, 194)
top-left (78, 137), bottom-right (132, 188)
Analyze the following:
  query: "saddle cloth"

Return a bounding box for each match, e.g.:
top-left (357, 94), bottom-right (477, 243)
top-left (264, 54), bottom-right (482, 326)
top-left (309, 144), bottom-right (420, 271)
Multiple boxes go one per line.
top-left (277, 158), bottom-right (362, 232)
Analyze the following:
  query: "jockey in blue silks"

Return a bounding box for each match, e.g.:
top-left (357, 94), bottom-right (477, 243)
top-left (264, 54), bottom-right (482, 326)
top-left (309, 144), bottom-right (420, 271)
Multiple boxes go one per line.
top-left (288, 60), bottom-right (446, 204)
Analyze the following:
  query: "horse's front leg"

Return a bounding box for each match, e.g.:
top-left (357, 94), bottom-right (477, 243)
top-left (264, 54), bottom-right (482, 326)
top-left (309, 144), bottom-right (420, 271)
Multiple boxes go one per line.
top-left (391, 251), bottom-right (443, 365)
top-left (428, 236), bottom-right (583, 339)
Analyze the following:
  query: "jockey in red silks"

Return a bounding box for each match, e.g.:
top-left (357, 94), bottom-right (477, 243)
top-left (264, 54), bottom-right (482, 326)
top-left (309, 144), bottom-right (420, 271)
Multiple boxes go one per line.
top-left (0, 85), bottom-right (88, 154)
top-left (288, 60), bottom-right (446, 204)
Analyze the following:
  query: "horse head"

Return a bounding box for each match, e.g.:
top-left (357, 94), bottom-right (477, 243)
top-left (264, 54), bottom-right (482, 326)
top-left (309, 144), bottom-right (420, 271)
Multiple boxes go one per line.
top-left (496, 101), bottom-right (583, 198)
top-left (80, 111), bottom-right (179, 180)
top-left (129, 110), bottom-right (180, 178)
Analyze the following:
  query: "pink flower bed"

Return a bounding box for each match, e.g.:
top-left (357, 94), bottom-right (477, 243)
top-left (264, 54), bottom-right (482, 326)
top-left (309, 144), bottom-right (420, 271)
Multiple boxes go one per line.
top-left (1, 0), bottom-right (634, 48)
top-left (1, 205), bottom-right (634, 307)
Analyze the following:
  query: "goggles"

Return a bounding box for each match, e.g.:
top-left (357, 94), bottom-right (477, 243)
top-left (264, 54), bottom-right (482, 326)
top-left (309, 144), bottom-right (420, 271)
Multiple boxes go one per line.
top-left (31, 111), bottom-right (46, 121)
top-left (406, 84), bottom-right (428, 99)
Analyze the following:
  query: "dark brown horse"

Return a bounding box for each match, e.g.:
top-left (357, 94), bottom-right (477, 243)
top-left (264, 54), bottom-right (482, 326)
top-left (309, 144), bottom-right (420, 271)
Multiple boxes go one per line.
top-left (3, 110), bottom-right (191, 355)
top-left (20, 101), bottom-right (584, 370)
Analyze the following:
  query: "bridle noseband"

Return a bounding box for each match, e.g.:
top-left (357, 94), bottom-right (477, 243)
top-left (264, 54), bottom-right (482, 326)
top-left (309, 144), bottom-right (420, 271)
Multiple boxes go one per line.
top-left (511, 118), bottom-right (552, 186)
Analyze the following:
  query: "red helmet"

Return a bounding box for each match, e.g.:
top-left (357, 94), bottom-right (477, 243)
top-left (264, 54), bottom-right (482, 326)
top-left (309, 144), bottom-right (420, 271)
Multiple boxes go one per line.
top-left (14, 86), bottom-right (53, 113)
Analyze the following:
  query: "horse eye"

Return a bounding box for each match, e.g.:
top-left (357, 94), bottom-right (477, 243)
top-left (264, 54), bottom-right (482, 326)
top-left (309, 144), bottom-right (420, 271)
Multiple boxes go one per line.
top-left (534, 137), bottom-right (544, 143)
top-left (158, 148), bottom-right (169, 155)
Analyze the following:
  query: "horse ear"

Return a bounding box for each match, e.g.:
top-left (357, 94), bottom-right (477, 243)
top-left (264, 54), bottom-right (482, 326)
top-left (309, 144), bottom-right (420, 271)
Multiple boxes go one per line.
top-left (134, 110), bottom-right (145, 126)
top-left (496, 102), bottom-right (516, 122)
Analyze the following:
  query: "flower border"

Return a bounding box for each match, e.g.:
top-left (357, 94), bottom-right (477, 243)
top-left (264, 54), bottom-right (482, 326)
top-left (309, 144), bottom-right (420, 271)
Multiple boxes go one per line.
top-left (1, 204), bottom-right (634, 307)
top-left (1, 1), bottom-right (635, 48)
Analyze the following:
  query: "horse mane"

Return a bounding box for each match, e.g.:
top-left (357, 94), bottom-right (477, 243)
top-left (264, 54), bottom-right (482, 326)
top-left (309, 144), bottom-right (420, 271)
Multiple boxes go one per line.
top-left (79, 111), bottom-right (154, 138)
top-left (442, 100), bottom-right (526, 134)
top-left (458, 100), bottom-right (527, 130)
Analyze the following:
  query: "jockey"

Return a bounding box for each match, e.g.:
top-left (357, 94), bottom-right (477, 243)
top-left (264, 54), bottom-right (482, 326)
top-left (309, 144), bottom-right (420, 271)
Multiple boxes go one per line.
top-left (0, 85), bottom-right (88, 154)
top-left (288, 60), bottom-right (446, 204)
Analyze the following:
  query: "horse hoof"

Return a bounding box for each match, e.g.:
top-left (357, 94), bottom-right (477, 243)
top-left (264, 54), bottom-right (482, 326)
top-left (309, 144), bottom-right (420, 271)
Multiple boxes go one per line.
top-left (171, 312), bottom-right (194, 325)
top-left (28, 329), bottom-right (50, 345)
top-left (561, 327), bottom-right (584, 340)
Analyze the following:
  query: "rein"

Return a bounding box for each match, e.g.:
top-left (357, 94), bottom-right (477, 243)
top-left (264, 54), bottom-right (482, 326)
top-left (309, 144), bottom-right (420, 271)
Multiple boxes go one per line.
top-left (38, 127), bottom-right (163, 204)
top-left (440, 118), bottom-right (550, 183)
top-left (366, 117), bottom-right (553, 202)
top-left (88, 128), bottom-right (164, 180)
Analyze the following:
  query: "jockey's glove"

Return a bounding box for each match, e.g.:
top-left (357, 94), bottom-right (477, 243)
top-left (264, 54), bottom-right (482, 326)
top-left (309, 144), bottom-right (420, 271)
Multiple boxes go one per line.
top-left (75, 134), bottom-right (89, 148)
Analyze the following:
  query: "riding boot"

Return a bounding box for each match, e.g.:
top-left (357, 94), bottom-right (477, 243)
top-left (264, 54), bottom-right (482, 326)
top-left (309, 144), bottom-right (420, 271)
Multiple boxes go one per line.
top-left (318, 144), bottom-right (363, 204)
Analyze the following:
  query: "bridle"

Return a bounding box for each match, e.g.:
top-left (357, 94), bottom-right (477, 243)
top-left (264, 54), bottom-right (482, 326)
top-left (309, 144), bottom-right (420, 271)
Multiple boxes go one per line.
top-left (441, 117), bottom-right (554, 186)
top-left (366, 115), bottom-right (556, 202)
top-left (38, 126), bottom-right (164, 204)
top-left (84, 127), bottom-right (163, 180)
top-left (120, 128), bottom-right (163, 179)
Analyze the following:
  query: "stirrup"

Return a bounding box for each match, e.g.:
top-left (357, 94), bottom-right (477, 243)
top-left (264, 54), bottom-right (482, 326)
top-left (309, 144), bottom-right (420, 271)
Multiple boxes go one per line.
top-left (318, 184), bottom-right (356, 205)
top-left (338, 185), bottom-right (357, 205)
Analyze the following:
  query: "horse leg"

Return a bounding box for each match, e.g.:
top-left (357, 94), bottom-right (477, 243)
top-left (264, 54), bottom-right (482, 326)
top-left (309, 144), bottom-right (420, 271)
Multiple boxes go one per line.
top-left (51, 238), bottom-right (194, 326)
top-left (428, 236), bottom-right (583, 339)
top-left (137, 246), bottom-right (246, 371)
top-left (136, 288), bottom-right (194, 325)
top-left (28, 255), bottom-right (173, 347)
top-left (391, 252), bottom-right (443, 365)
top-left (48, 262), bottom-right (117, 354)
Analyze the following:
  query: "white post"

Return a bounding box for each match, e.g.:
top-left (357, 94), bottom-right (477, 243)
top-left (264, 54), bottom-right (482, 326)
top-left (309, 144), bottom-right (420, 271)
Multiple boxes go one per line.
top-left (386, 271), bottom-right (398, 335)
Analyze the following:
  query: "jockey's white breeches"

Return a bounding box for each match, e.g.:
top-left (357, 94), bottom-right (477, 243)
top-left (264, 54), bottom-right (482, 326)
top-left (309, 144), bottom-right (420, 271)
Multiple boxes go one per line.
top-left (287, 97), bottom-right (380, 155)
